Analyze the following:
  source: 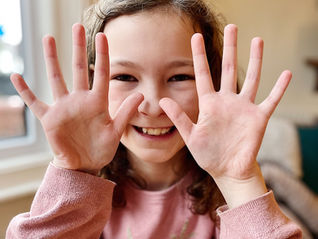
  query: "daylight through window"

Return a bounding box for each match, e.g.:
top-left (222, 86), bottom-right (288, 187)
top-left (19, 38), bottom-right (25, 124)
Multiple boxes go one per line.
top-left (0, 0), bottom-right (26, 139)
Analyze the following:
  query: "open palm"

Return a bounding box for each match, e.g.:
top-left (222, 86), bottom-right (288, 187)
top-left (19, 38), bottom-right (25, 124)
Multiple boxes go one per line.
top-left (11, 24), bottom-right (143, 173)
top-left (160, 25), bottom-right (291, 181)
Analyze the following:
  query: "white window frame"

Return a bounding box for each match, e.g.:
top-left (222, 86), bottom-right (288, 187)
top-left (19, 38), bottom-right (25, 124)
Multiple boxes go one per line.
top-left (0, 0), bottom-right (55, 203)
top-left (0, 0), bottom-right (46, 154)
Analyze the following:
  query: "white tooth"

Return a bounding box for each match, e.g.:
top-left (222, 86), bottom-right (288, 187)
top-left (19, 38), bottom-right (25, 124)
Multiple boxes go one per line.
top-left (161, 128), bottom-right (169, 135)
top-left (141, 127), bottom-right (172, 135)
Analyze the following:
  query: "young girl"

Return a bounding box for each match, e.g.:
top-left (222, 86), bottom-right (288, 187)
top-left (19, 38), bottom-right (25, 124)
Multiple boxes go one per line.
top-left (7, 0), bottom-right (302, 238)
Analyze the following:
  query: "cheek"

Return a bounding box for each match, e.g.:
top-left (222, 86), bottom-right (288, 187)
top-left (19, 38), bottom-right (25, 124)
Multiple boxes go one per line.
top-left (171, 89), bottom-right (199, 122)
top-left (108, 86), bottom-right (129, 118)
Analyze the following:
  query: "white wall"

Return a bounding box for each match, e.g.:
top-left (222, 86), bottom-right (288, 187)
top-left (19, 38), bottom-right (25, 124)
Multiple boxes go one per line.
top-left (53, 0), bottom-right (92, 90)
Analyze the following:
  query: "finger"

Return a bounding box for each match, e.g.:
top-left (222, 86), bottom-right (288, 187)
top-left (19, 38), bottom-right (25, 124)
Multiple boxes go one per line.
top-left (240, 37), bottom-right (263, 102)
top-left (10, 74), bottom-right (48, 119)
top-left (92, 33), bottom-right (109, 100)
top-left (221, 24), bottom-right (238, 92)
top-left (191, 33), bottom-right (215, 98)
top-left (42, 35), bottom-right (68, 100)
top-left (159, 97), bottom-right (194, 144)
top-left (72, 23), bottom-right (89, 91)
top-left (113, 93), bottom-right (144, 134)
top-left (259, 70), bottom-right (292, 117)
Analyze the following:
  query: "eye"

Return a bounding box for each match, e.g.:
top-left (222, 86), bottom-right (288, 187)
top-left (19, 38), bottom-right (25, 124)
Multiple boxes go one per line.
top-left (168, 74), bottom-right (194, 82)
top-left (112, 74), bottom-right (137, 82)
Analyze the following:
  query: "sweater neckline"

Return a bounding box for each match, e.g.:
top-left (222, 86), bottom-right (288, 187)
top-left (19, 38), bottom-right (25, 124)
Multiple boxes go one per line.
top-left (124, 170), bottom-right (193, 200)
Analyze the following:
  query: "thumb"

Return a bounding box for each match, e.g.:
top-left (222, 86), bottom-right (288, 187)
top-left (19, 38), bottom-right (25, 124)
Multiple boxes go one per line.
top-left (113, 92), bottom-right (144, 135)
top-left (159, 97), bottom-right (193, 144)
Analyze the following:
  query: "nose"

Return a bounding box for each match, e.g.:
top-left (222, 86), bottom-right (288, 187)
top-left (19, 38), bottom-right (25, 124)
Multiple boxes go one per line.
top-left (138, 84), bottom-right (165, 118)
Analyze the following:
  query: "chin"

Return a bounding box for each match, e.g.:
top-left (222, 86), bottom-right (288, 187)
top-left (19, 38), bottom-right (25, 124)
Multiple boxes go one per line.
top-left (127, 148), bottom-right (179, 164)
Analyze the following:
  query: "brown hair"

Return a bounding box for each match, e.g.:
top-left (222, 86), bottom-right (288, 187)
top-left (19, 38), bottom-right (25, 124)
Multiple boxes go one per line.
top-left (82, 0), bottom-right (225, 219)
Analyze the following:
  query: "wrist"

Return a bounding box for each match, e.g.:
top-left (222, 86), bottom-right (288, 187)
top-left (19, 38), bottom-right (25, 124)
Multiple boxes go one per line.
top-left (212, 166), bottom-right (268, 209)
top-left (52, 159), bottom-right (100, 176)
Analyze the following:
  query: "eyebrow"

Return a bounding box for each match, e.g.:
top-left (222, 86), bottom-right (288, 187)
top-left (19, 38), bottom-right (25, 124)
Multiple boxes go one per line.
top-left (111, 60), bottom-right (141, 69)
top-left (167, 59), bottom-right (194, 68)
top-left (110, 59), bottom-right (194, 69)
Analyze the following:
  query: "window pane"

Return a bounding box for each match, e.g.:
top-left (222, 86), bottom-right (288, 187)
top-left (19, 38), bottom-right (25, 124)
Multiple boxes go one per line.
top-left (0, 0), bottom-right (26, 139)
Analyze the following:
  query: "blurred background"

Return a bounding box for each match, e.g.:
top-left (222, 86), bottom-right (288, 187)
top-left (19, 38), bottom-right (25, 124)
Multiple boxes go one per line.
top-left (0, 0), bottom-right (317, 238)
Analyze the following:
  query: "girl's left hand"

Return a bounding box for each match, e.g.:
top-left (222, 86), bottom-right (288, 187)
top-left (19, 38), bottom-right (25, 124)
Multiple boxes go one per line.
top-left (159, 24), bottom-right (291, 207)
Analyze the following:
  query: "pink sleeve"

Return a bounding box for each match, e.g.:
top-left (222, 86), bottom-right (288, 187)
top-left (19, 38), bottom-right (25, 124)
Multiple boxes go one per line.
top-left (215, 191), bottom-right (302, 239)
top-left (6, 163), bottom-right (115, 239)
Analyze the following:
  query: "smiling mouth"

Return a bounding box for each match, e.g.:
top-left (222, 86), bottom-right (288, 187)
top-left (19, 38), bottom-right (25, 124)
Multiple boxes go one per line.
top-left (133, 126), bottom-right (176, 136)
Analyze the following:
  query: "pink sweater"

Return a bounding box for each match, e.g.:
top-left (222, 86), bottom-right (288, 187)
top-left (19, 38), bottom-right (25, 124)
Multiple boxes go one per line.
top-left (6, 163), bottom-right (302, 239)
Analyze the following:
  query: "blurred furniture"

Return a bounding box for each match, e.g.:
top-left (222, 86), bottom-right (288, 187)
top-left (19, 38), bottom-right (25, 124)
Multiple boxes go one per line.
top-left (298, 125), bottom-right (318, 195)
top-left (0, 96), bottom-right (25, 138)
top-left (258, 117), bottom-right (318, 239)
top-left (306, 58), bottom-right (318, 91)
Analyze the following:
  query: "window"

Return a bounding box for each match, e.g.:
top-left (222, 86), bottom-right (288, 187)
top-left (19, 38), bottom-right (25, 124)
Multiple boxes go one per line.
top-left (0, 0), bottom-right (25, 139)
top-left (0, 0), bottom-right (50, 159)
top-left (0, 0), bottom-right (53, 203)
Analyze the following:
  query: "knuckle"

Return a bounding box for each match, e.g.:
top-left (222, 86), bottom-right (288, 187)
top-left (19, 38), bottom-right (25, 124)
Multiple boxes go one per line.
top-left (74, 62), bottom-right (87, 71)
top-left (222, 62), bottom-right (236, 73)
top-left (50, 72), bottom-right (61, 81)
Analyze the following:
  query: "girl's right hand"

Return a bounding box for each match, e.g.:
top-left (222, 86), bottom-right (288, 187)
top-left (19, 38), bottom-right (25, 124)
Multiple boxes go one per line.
top-left (11, 23), bottom-right (143, 174)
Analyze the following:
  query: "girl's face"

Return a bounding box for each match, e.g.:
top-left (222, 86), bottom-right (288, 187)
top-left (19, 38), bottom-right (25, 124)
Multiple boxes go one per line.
top-left (105, 10), bottom-right (199, 164)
